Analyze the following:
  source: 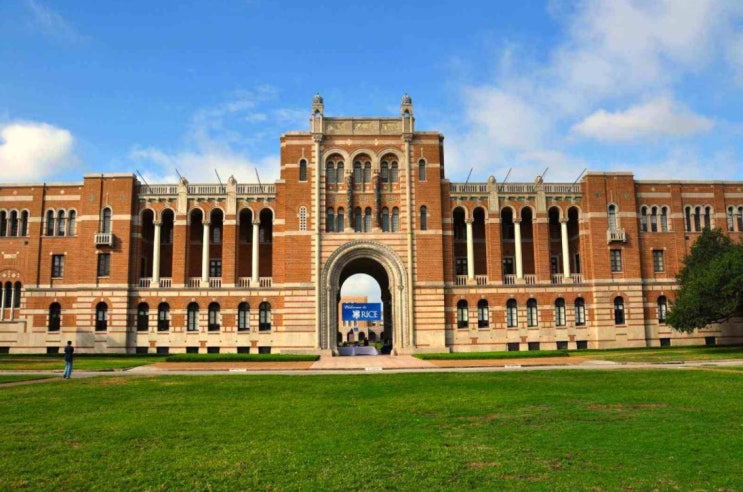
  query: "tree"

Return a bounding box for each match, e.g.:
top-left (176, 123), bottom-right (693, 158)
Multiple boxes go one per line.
top-left (667, 228), bottom-right (743, 333)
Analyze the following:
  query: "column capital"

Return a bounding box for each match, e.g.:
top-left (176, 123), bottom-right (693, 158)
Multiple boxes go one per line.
top-left (252, 219), bottom-right (261, 226)
top-left (465, 218), bottom-right (474, 224)
top-left (202, 220), bottom-right (211, 226)
top-left (514, 218), bottom-right (522, 224)
top-left (153, 220), bottom-right (162, 227)
top-left (560, 218), bottom-right (569, 224)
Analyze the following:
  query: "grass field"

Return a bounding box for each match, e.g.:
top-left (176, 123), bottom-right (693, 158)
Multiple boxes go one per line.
top-left (1, 370), bottom-right (741, 491)
top-left (0, 354), bottom-right (168, 371)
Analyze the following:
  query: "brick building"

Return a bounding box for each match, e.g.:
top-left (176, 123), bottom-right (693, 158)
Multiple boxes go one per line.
top-left (1, 94), bottom-right (742, 354)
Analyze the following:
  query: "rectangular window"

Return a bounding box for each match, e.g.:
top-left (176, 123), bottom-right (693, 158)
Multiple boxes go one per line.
top-left (502, 257), bottom-right (514, 275)
top-left (653, 250), bottom-right (665, 272)
top-left (610, 249), bottom-right (622, 272)
top-left (97, 253), bottom-right (111, 277)
top-left (550, 256), bottom-right (559, 274)
top-left (51, 255), bottom-right (64, 278)
top-left (455, 258), bottom-right (467, 276)
top-left (209, 259), bottom-right (222, 277)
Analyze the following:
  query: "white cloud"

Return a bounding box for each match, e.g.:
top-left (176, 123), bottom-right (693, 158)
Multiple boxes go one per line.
top-left (572, 97), bottom-right (713, 142)
top-left (0, 121), bottom-right (78, 182)
top-left (25, 0), bottom-right (86, 44)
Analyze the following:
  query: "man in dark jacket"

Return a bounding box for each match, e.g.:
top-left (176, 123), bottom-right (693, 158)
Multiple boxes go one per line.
top-left (63, 341), bottom-right (74, 379)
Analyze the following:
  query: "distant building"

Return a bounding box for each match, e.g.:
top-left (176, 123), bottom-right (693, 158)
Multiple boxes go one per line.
top-left (337, 296), bottom-right (383, 344)
top-left (0, 94), bottom-right (741, 354)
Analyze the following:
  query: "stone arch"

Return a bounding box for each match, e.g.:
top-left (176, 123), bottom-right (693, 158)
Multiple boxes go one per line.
top-left (319, 240), bottom-right (409, 352)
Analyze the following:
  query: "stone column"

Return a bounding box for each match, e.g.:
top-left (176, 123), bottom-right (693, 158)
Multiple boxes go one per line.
top-left (514, 219), bottom-right (523, 279)
top-left (9, 285), bottom-right (15, 319)
top-left (0, 286), bottom-right (5, 320)
top-left (151, 220), bottom-right (161, 287)
top-left (465, 218), bottom-right (475, 279)
top-left (251, 220), bottom-right (260, 284)
top-left (201, 220), bottom-right (210, 286)
top-left (561, 219), bottom-right (571, 278)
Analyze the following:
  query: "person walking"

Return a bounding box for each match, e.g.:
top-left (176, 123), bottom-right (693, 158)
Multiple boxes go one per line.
top-left (63, 340), bottom-right (74, 379)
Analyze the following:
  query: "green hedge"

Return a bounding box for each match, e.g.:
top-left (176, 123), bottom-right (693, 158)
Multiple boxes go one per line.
top-left (165, 353), bottom-right (320, 363)
top-left (415, 350), bottom-right (569, 360)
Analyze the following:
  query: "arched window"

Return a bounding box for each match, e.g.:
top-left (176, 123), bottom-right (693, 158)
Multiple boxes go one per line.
top-left (381, 208), bottom-right (390, 232)
top-left (456, 300), bottom-right (468, 329)
top-left (640, 207), bottom-right (648, 232)
top-left (3, 282), bottom-right (11, 308)
top-left (660, 207), bottom-right (668, 232)
top-left (13, 282), bottom-right (20, 308)
top-left (614, 297), bottom-right (625, 325)
top-left (420, 206), bottom-right (427, 231)
top-left (364, 207), bottom-right (372, 232)
top-left (363, 162), bottom-right (371, 184)
top-left (704, 206), bottom-right (711, 229)
top-left (477, 300), bottom-right (489, 328)
top-left (657, 296), bottom-right (668, 324)
top-left (353, 161), bottom-right (362, 183)
top-left (418, 159), bottom-right (426, 181)
top-left (9, 211), bottom-right (18, 237)
top-left (390, 162), bottom-right (399, 182)
top-left (336, 162), bottom-right (344, 183)
top-left (729, 207), bottom-right (736, 232)
top-left (101, 208), bottom-right (112, 233)
top-left (67, 210), bottom-right (76, 236)
top-left (684, 207), bottom-right (691, 232)
top-left (46, 210), bottom-right (55, 236)
top-left (158, 302), bottom-right (170, 331)
top-left (326, 208), bottom-right (335, 233)
top-left (20, 210), bottom-right (28, 236)
top-left (299, 159), bottom-right (307, 181)
top-left (527, 298), bottom-right (538, 327)
top-left (391, 207), bottom-right (400, 232)
top-left (259, 302), bottom-right (271, 331)
top-left (608, 204), bottom-right (617, 233)
top-left (354, 208), bottom-right (362, 232)
top-left (137, 302), bottom-right (149, 332)
top-left (299, 206), bottom-right (307, 232)
top-left (0, 210), bottom-right (6, 236)
top-left (336, 208), bottom-right (344, 232)
top-left (506, 299), bottom-right (518, 328)
top-left (95, 302), bottom-right (108, 331)
top-left (326, 161), bottom-right (334, 184)
top-left (212, 223), bottom-right (222, 244)
top-left (650, 207), bottom-right (658, 232)
top-left (575, 297), bottom-right (586, 326)
top-left (555, 298), bottom-right (566, 327)
top-left (48, 302), bottom-right (61, 332)
top-left (693, 206), bottom-right (701, 231)
top-left (187, 302), bottom-right (199, 332)
top-left (208, 302), bottom-right (220, 331)
top-left (238, 302), bottom-right (250, 331)
top-left (56, 210), bottom-right (66, 236)
top-left (738, 206), bottom-right (743, 232)
top-left (381, 161), bottom-right (389, 183)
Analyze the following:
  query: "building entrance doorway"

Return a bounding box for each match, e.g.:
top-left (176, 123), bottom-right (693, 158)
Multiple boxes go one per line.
top-left (319, 241), bottom-right (410, 353)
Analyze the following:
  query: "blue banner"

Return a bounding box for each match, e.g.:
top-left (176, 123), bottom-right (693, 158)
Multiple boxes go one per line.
top-left (342, 303), bottom-right (382, 322)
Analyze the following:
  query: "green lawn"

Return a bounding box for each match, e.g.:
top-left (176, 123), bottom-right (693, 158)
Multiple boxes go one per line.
top-left (0, 371), bottom-right (741, 491)
top-left (0, 375), bottom-right (51, 384)
top-left (0, 354), bottom-right (168, 371)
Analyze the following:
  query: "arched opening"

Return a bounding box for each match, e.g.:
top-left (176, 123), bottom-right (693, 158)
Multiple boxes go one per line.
top-left (237, 208), bottom-right (254, 280)
top-left (188, 209), bottom-right (205, 279)
top-left (141, 209), bottom-right (155, 279)
top-left (500, 208), bottom-right (515, 279)
top-left (473, 207), bottom-right (487, 276)
top-left (548, 207), bottom-right (562, 276)
top-left (519, 207), bottom-right (534, 277)
top-left (160, 209), bottom-right (175, 278)
top-left (339, 273), bottom-right (384, 347)
top-left (452, 207), bottom-right (467, 276)
top-left (258, 208), bottom-right (273, 277)
top-left (567, 207), bottom-right (581, 275)
top-left (209, 209), bottom-right (224, 281)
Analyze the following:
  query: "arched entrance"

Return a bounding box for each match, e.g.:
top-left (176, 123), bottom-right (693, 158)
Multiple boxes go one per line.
top-left (320, 241), bottom-right (409, 353)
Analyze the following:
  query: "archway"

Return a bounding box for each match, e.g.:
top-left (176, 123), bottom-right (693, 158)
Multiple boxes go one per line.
top-left (340, 273), bottom-right (383, 345)
top-left (320, 241), bottom-right (409, 353)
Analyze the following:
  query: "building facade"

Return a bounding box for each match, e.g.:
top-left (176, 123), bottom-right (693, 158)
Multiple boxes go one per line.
top-left (1, 94), bottom-right (742, 354)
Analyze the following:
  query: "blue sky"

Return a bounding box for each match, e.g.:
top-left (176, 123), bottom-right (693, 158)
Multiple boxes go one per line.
top-left (2, 0), bottom-right (743, 187)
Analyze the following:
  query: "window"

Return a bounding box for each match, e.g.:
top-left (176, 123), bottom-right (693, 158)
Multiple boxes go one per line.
top-left (554, 298), bottom-right (566, 327)
top-left (704, 207), bottom-right (711, 229)
top-left (158, 303), bottom-right (170, 331)
top-left (456, 300), bottom-right (468, 328)
top-left (8, 211), bottom-right (18, 237)
top-left (0, 210), bottom-right (6, 236)
top-left (391, 208), bottom-right (399, 232)
top-left (56, 210), bottom-right (66, 236)
top-left (353, 161), bottom-right (362, 183)
top-left (137, 303), bottom-right (149, 332)
top-left (354, 208), bottom-right (362, 232)
top-left (208, 302), bottom-right (220, 331)
top-left (238, 302), bottom-right (250, 331)
top-left (390, 162), bottom-right (399, 182)
top-left (527, 298), bottom-right (538, 327)
top-left (67, 211), bottom-right (76, 236)
top-left (212, 224), bottom-right (222, 244)
top-left (455, 258), bottom-right (467, 276)
top-left (337, 162), bottom-right (344, 183)
top-left (259, 302), bottom-right (271, 331)
top-left (299, 159), bottom-right (307, 181)
top-left (45, 210), bottom-right (55, 236)
top-left (101, 208), bottom-right (112, 233)
top-left (694, 207), bottom-right (701, 231)
top-left (326, 162), bottom-right (334, 184)
top-left (503, 257), bottom-right (514, 275)
top-left (729, 207), bottom-right (736, 231)
top-left (477, 300), bottom-right (489, 328)
top-left (657, 296), bottom-right (668, 324)
top-left (51, 255), bottom-right (64, 278)
top-left (381, 208), bottom-right (390, 232)
top-left (506, 299), bottom-right (518, 328)
top-left (685, 207), bottom-right (691, 232)
top-left (187, 302), bottom-right (199, 332)
top-left (13, 282), bottom-right (20, 308)
top-left (326, 208), bottom-right (334, 233)
top-left (97, 253), bottom-right (111, 277)
top-left (364, 207), bottom-right (372, 232)
top-left (660, 207), bottom-right (668, 232)
top-left (738, 207), bottom-right (743, 231)
top-left (209, 259), bottom-right (222, 278)
top-left (640, 207), bottom-right (648, 232)
top-left (575, 298), bottom-right (586, 326)
top-left (299, 206), bottom-right (307, 232)
top-left (95, 302), bottom-right (108, 331)
top-left (336, 208), bottom-right (344, 232)
top-left (381, 162), bottom-right (389, 183)
top-left (610, 249), bottom-right (622, 272)
top-left (608, 204), bottom-right (617, 233)
top-left (650, 207), bottom-right (658, 232)
top-left (3, 282), bottom-right (10, 308)
top-left (614, 297), bottom-right (625, 325)
top-left (418, 159), bottom-right (426, 181)
top-left (653, 250), bottom-right (665, 273)
top-left (363, 162), bottom-right (371, 184)
top-left (48, 303), bottom-right (61, 332)
top-left (420, 206), bottom-right (427, 231)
